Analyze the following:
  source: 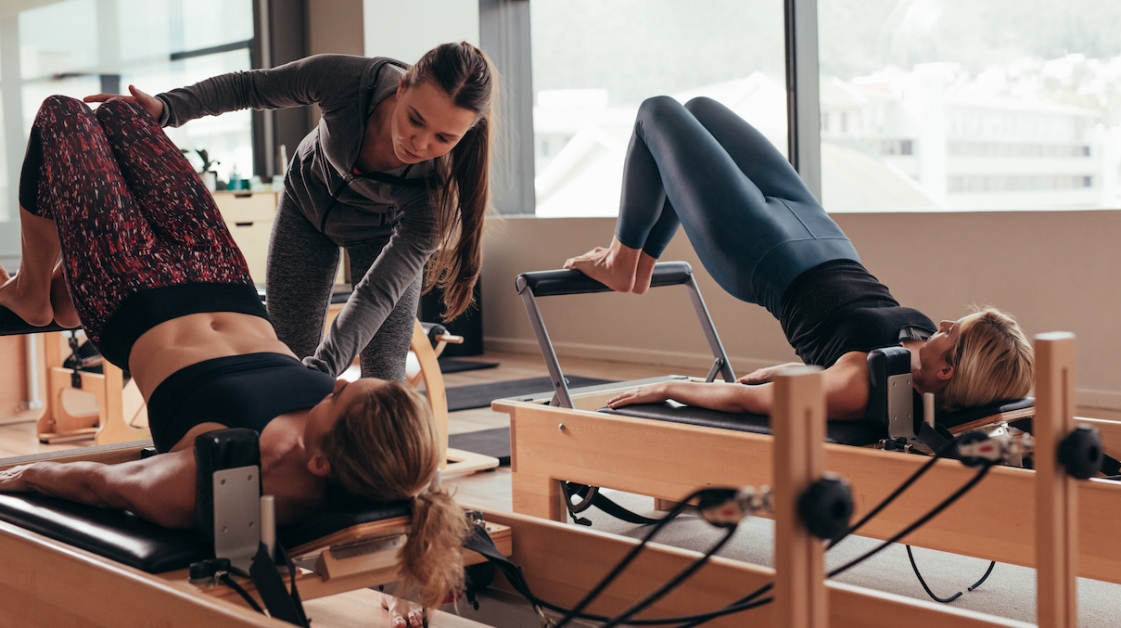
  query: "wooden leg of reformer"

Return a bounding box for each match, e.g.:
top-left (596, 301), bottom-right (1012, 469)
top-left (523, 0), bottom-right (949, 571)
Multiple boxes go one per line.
top-left (94, 362), bottom-right (150, 445)
top-left (1034, 333), bottom-right (1078, 628)
top-left (772, 366), bottom-right (827, 628)
top-left (510, 471), bottom-right (567, 522)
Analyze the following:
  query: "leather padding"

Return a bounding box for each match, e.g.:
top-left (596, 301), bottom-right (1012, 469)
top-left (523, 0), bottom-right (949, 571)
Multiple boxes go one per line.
top-left (865, 347), bottom-right (912, 426)
top-left (602, 403), bottom-right (886, 446)
top-left (0, 492), bottom-right (208, 572)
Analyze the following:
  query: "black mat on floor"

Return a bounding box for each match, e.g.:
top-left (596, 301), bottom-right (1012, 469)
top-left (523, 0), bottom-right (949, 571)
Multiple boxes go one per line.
top-left (438, 358), bottom-right (499, 374)
top-left (448, 428), bottom-right (511, 465)
top-left (445, 376), bottom-right (614, 412)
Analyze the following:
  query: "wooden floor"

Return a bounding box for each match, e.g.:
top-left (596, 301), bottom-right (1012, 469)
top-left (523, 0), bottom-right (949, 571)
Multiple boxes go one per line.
top-left (2, 350), bottom-right (1119, 514)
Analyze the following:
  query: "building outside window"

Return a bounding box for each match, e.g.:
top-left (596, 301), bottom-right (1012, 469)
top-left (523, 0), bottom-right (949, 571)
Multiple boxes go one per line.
top-left (818, 0), bottom-right (1121, 211)
top-left (531, 0), bottom-right (1121, 216)
top-left (1, 0), bottom-right (254, 259)
top-left (530, 0), bottom-right (786, 217)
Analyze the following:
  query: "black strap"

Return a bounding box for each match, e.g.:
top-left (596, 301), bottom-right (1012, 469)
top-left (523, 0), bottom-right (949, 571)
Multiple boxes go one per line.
top-left (462, 525), bottom-right (541, 606)
top-left (1102, 454), bottom-right (1121, 476)
top-left (917, 422), bottom-right (955, 456)
top-left (248, 542), bottom-right (310, 627)
top-left (564, 483), bottom-right (662, 526)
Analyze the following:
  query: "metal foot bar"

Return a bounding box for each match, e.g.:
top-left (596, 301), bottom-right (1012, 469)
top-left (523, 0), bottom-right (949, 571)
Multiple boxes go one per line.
top-left (514, 262), bottom-right (734, 408)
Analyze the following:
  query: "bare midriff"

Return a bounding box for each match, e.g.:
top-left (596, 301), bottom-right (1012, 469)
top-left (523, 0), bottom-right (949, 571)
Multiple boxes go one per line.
top-left (128, 312), bottom-right (297, 401)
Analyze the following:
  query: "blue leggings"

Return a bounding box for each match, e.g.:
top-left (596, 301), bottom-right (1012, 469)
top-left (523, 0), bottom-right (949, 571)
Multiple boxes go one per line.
top-left (616, 96), bottom-right (860, 317)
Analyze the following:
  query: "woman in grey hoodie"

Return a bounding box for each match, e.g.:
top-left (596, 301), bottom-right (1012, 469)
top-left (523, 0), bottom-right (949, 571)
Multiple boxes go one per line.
top-left (85, 42), bottom-right (496, 382)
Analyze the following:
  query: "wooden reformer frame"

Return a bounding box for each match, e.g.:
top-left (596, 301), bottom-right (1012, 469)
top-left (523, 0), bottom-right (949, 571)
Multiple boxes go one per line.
top-left (1, 353), bottom-right (1086, 628)
top-left (499, 264), bottom-right (1121, 589)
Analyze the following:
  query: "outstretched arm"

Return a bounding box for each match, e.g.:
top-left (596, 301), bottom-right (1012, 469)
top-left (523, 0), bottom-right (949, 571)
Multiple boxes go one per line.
top-left (608, 380), bottom-right (775, 415)
top-left (608, 352), bottom-right (870, 420)
top-left (0, 450), bottom-right (197, 529)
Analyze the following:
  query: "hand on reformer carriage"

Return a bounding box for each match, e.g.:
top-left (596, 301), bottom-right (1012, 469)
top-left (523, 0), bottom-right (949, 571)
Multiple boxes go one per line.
top-left (607, 351), bottom-right (872, 420)
top-left (735, 362), bottom-right (805, 385)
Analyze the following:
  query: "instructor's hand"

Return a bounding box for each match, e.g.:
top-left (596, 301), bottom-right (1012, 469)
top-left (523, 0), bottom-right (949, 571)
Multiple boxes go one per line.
top-left (84, 85), bottom-right (164, 120)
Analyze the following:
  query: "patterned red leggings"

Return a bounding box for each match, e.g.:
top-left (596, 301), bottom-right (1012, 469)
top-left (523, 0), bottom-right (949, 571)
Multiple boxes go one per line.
top-left (23, 96), bottom-right (252, 348)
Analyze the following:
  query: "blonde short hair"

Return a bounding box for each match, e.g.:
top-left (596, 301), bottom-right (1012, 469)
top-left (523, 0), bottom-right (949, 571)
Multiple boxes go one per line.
top-left (320, 381), bottom-right (468, 609)
top-left (941, 307), bottom-right (1034, 411)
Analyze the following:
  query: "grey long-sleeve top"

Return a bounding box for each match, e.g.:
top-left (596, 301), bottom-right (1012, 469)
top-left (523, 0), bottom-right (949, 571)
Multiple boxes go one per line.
top-left (156, 54), bottom-right (440, 377)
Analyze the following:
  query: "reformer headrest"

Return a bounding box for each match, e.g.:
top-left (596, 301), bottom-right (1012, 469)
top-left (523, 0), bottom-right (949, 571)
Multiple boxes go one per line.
top-left (866, 347), bottom-right (912, 427)
top-left (193, 428), bottom-right (261, 543)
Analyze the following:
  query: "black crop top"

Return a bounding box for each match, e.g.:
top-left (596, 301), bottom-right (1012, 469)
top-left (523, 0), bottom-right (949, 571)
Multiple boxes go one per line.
top-left (146, 353), bottom-right (336, 453)
top-left (779, 260), bottom-right (936, 368)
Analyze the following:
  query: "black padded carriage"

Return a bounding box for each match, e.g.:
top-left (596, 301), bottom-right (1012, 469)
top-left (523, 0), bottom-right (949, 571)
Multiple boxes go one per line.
top-left (0, 439), bottom-right (410, 574)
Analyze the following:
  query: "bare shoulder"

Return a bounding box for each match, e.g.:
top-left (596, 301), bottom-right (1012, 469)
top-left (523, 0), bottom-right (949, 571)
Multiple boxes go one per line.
top-left (821, 352), bottom-right (871, 420)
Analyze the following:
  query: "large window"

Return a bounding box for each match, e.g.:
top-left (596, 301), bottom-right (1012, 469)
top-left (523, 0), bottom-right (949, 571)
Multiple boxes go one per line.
top-left (530, 0), bottom-right (787, 217)
top-left (1, 0), bottom-right (254, 256)
top-left (527, 0), bottom-right (1121, 215)
top-left (818, 0), bottom-right (1121, 211)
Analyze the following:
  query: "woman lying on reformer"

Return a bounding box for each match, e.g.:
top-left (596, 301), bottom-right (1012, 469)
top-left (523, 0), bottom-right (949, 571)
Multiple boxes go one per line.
top-left (0, 95), bottom-right (465, 621)
top-left (565, 96), bottom-right (1034, 419)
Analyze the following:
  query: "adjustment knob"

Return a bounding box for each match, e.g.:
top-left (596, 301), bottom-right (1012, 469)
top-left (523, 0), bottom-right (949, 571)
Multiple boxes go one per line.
top-left (798, 474), bottom-right (853, 540)
top-left (1059, 424), bottom-right (1103, 480)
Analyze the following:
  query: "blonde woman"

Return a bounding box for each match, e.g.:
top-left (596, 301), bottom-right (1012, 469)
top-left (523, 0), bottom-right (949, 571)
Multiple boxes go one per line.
top-left (567, 96), bottom-right (1033, 418)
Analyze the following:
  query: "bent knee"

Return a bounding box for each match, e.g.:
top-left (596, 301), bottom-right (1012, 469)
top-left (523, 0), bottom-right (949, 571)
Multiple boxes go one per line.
top-left (95, 97), bottom-right (145, 122)
top-left (38, 95), bottom-right (90, 118)
top-left (636, 95), bottom-right (684, 126)
top-left (683, 96), bottom-right (719, 115)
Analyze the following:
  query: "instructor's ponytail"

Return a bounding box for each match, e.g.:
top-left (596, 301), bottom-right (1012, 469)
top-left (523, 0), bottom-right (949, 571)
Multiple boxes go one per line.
top-left (404, 41), bottom-right (497, 321)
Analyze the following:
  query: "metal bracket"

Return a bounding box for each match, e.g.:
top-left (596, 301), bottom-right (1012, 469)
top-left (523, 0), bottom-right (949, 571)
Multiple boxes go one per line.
top-left (885, 373), bottom-right (916, 442)
top-left (213, 465), bottom-right (262, 575)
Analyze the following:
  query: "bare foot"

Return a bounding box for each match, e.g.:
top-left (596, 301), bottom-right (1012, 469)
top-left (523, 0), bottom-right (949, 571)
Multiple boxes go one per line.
top-left (0, 264), bottom-right (54, 326)
top-left (381, 592), bottom-right (424, 628)
top-left (563, 237), bottom-right (642, 293)
top-left (632, 251), bottom-right (659, 295)
top-left (49, 264), bottom-right (80, 328)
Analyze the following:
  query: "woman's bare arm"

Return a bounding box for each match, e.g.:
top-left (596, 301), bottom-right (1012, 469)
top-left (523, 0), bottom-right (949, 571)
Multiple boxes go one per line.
top-left (607, 351), bottom-right (871, 420)
top-left (0, 450), bottom-right (197, 529)
top-left (608, 380), bottom-right (774, 414)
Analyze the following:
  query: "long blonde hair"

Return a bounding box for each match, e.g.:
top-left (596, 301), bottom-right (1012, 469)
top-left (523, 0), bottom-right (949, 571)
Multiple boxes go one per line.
top-left (941, 307), bottom-right (1034, 411)
top-left (404, 41), bottom-right (498, 321)
top-left (320, 381), bottom-right (469, 608)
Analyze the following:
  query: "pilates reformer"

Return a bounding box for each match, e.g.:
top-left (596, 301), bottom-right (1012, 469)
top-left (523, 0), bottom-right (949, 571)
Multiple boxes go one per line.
top-left (493, 262), bottom-right (1121, 585)
top-left (0, 342), bottom-right (1094, 628)
top-left (0, 428), bottom-right (512, 627)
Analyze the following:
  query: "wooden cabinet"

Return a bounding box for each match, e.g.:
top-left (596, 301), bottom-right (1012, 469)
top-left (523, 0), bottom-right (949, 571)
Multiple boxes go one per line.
top-left (212, 191), bottom-right (278, 284)
top-left (212, 190), bottom-right (347, 286)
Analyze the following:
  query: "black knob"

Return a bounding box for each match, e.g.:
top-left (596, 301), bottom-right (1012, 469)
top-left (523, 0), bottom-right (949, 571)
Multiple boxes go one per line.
top-left (188, 560), bottom-right (216, 585)
top-left (1059, 424), bottom-right (1103, 480)
top-left (798, 474), bottom-right (853, 540)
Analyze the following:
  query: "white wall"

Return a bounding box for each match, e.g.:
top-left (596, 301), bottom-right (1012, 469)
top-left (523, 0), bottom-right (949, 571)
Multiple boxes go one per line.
top-left (363, 0), bottom-right (479, 62)
top-left (480, 212), bottom-right (1121, 409)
